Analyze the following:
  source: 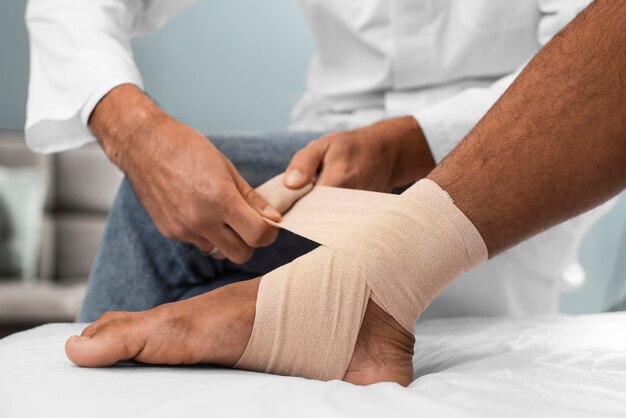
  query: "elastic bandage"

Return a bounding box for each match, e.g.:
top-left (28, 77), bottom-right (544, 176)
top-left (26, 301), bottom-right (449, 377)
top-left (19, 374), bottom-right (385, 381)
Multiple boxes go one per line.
top-left (235, 174), bottom-right (488, 380)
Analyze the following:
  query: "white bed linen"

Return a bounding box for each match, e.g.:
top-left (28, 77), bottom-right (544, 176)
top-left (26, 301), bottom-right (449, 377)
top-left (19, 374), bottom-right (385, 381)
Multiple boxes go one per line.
top-left (1, 313), bottom-right (625, 418)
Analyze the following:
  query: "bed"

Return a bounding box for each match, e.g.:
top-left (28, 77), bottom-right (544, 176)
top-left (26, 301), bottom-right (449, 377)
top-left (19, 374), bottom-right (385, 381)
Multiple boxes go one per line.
top-left (1, 313), bottom-right (625, 418)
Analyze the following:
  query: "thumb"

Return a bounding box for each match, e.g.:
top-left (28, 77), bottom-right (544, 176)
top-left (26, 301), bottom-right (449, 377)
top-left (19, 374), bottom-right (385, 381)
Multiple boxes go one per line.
top-left (285, 138), bottom-right (328, 189)
top-left (228, 162), bottom-right (282, 222)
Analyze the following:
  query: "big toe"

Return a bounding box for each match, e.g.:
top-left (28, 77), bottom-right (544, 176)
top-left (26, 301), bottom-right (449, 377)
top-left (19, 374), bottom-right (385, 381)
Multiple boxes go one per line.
top-left (66, 317), bottom-right (146, 367)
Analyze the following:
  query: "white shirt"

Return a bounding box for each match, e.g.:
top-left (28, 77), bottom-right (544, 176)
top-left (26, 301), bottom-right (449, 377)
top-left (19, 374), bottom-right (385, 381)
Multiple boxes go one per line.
top-left (25, 0), bottom-right (590, 158)
top-left (26, 0), bottom-right (611, 317)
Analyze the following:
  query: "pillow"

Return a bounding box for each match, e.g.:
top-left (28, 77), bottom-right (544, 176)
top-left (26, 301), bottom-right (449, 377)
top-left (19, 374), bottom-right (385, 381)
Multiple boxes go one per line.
top-left (0, 166), bottom-right (46, 281)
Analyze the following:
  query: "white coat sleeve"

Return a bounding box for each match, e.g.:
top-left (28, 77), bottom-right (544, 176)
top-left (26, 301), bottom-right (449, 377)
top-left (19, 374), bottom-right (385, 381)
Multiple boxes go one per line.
top-left (413, 0), bottom-right (591, 163)
top-left (24, 0), bottom-right (196, 154)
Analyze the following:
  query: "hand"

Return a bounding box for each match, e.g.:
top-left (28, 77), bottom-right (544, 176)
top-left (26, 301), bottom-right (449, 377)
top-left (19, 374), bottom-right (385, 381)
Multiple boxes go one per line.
top-left (90, 85), bottom-right (281, 264)
top-left (284, 116), bottom-right (436, 192)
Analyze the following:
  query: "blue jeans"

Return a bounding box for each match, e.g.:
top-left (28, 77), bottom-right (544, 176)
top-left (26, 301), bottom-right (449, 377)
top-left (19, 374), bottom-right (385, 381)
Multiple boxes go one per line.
top-left (78, 132), bottom-right (322, 322)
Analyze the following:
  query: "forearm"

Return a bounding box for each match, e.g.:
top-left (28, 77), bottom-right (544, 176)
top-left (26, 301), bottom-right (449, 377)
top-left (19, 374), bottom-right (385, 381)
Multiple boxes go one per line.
top-left (429, 0), bottom-right (626, 256)
top-left (89, 84), bottom-right (166, 173)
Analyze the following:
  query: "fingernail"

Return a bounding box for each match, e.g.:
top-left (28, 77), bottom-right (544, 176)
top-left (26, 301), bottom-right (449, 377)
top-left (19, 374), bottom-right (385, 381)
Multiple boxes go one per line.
top-left (262, 206), bottom-right (281, 219)
top-left (73, 335), bottom-right (90, 341)
top-left (285, 170), bottom-right (303, 187)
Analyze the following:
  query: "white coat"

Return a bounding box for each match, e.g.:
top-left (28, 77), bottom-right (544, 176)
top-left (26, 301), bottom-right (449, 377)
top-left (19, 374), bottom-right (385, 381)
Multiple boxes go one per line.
top-left (25, 0), bottom-right (611, 318)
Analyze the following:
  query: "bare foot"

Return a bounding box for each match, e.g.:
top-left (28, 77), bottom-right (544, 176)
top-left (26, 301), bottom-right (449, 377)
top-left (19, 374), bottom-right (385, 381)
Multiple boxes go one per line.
top-left (65, 279), bottom-right (258, 367)
top-left (343, 299), bottom-right (414, 386)
top-left (66, 279), bottom-right (414, 385)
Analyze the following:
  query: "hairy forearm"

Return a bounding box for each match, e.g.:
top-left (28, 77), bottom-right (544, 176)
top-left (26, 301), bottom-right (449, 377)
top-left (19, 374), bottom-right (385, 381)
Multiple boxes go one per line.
top-left (428, 0), bottom-right (626, 256)
top-left (89, 84), bottom-right (166, 173)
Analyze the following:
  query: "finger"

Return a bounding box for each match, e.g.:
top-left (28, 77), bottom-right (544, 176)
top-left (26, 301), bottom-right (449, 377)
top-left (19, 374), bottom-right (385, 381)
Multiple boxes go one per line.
top-left (198, 244), bottom-right (223, 259)
top-left (66, 316), bottom-right (147, 367)
top-left (188, 235), bottom-right (218, 256)
top-left (192, 183), bottom-right (277, 257)
top-left (228, 162), bottom-right (282, 222)
top-left (223, 193), bottom-right (280, 250)
top-left (285, 138), bottom-right (329, 189)
top-left (192, 236), bottom-right (229, 260)
top-left (195, 240), bottom-right (223, 259)
top-left (209, 224), bottom-right (256, 264)
top-left (316, 164), bottom-right (353, 188)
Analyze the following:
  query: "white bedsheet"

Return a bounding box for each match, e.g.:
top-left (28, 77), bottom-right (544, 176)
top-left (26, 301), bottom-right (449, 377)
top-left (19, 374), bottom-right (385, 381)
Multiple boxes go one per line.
top-left (1, 313), bottom-right (625, 418)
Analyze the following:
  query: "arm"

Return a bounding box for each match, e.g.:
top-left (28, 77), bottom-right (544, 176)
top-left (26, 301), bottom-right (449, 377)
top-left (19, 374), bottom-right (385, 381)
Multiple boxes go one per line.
top-left (25, 0), bottom-right (198, 152)
top-left (428, 0), bottom-right (626, 256)
top-left (414, 0), bottom-right (592, 164)
top-left (284, 1), bottom-right (590, 191)
top-left (26, 0), bottom-right (280, 262)
top-left (90, 84), bottom-right (281, 263)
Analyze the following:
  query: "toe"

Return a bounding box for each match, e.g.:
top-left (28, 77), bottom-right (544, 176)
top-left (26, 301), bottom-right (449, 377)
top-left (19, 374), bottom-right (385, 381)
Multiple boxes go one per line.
top-left (66, 316), bottom-right (146, 367)
top-left (80, 311), bottom-right (133, 338)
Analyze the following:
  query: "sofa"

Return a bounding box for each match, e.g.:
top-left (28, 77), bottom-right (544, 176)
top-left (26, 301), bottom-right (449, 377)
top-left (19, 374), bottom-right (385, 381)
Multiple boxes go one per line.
top-left (0, 131), bottom-right (122, 336)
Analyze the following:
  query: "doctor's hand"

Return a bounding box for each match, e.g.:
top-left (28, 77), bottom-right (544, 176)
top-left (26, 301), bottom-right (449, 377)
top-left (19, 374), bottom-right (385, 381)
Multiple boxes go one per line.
top-left (284, 116), bottom-right (436, 192)
top-left (90, 84), bottom-right (281, 264)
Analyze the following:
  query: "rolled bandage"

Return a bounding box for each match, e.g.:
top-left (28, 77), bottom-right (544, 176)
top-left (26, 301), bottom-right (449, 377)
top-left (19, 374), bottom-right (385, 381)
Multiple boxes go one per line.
top-left (235, 174), bottom-right (488, 380)
top-left (255, 176), bottom-right (313, 214)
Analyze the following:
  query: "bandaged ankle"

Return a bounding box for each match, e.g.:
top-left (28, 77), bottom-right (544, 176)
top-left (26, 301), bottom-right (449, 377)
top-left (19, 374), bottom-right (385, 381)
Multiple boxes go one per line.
top-left (235, 174), bottom-right (488, 380)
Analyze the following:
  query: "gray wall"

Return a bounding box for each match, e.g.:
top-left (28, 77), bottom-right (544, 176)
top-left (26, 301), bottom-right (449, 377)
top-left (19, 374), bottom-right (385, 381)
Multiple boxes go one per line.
top-left (0, 0), bottom-right (314, 133)
top-left (561, 197), bottom-right (626, 314)
top-left (0, 0), bottom-right (624, 313)
top-left (0, 1), bottom-right (30, 130)
top-left (133, 1), bottom-right (314, 133)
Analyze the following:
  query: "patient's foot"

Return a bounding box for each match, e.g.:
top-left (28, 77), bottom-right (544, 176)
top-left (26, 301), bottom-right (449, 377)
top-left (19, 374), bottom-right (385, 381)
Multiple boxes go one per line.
top-left (66, 279), bottom-right (259, 367)
top-left (343, 299), bottom-right (415, 386)
top-left (66, 279), bottom-right (414, 386)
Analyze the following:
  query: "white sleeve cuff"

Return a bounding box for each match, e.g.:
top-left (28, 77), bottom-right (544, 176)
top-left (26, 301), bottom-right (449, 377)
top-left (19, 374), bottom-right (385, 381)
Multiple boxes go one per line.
top-left (26, 77), bottom-right (142, 154)
top-left (413, 104), bottom-right (459, 164)
top-left (79, 77), bottom-right (143, 127)
top-left (413, 71), bottom-right (520, 164)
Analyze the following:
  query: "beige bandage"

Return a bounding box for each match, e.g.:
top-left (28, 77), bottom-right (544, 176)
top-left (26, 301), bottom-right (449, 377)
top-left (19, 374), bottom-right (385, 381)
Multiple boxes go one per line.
top-left (235, 174), bottom-right (488, 380)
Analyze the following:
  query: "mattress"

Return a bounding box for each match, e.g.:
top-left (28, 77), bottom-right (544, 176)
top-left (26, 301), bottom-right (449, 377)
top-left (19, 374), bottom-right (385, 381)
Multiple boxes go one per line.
top-left (1, 313), bottom-right (625, 418)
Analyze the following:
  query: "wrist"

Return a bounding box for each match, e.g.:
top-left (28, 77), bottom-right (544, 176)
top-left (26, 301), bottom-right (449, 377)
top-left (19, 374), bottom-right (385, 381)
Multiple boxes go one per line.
top-left (89, 84), bottom-right (166, 172)
top-left (390, 116), bottom-right (436, 187)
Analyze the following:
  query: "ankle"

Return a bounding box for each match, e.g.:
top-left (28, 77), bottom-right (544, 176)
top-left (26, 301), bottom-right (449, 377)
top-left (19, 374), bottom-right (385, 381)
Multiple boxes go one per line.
top-left (344, 299), bottom-right (415, 386)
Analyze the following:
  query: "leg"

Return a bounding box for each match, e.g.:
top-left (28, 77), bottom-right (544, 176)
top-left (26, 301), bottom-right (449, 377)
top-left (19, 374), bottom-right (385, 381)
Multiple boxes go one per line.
top-left (79, 131), bottom-right (322, 322)
top-left (72, 132), bottom-right (413, 386)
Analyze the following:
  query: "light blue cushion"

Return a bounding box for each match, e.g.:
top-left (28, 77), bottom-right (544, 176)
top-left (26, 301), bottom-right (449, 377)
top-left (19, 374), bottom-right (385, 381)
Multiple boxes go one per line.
top-left (0, 166), bottom-right (46, 281)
